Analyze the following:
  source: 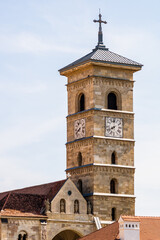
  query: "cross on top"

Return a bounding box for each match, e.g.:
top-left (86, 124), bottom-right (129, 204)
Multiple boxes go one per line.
top-left (93, 11), bottom-right (107, 48)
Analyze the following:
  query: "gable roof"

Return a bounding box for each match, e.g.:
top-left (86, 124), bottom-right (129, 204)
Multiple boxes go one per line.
top-left (121, 216), bottom-right (160, 240)
top-left (0, 179), bottom-right (66, 216)
top-left (0, 179), bottom-right (66, 201)
top-left (59, 48), bottom-right (142, 73)
top-left (80, 215), bottom-right (160, 240)
top-left (79, 221), bottom-right (119, 240)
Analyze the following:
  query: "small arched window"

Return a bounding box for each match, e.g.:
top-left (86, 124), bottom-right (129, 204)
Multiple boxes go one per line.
top-left (111, 152), bottom-right (116, 164)
top-left (110, 179), bottom-right (118, 194)
top-left (111, 208), bottom-right (116, 221)
top-left (77, 152), bottom-right (82, 166)
top-left (18, 231), bottom-right (27, 240)
top-left (74, 200), bottom-right (79, 213)
top-left (78, 179), bottom-right (83, 194)
top-left (108, 92), bottom-right (117, 110)
top-left (78, 93), bottom-right (85, 112)
top-left (60, 199), bottom-right (66, 213)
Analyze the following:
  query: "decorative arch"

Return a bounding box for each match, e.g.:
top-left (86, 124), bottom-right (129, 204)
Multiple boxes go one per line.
top-left (77, 152), bottom-right (82, 166)
top-left (110, 179), bottom-right (118, 194)
top-left (105, 89), bottom-right (122, 110)
top-left (52, 228), bottom-right (83, 240)
top-left (18, 231), bottom-right (27, 240)
top-left (60, 199), bottom-right (66, 213)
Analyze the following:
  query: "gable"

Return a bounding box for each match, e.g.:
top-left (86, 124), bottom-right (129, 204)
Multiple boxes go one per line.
top-left (51, 178), bottom-right (87, 214)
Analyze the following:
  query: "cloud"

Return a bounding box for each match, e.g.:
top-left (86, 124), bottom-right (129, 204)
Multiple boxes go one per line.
top-left (0, 116), bottom-right (64, 154)
top-left (0, 81), bottom-right (47, 94)
top-left (0, 32), bottom-right (85, 54)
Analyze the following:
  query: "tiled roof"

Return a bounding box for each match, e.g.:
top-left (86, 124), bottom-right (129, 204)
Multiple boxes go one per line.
top-left (0, 179), bottom-right (66, 201)
top-left (0, 179), bottom-right (66, 216)
top-left (0, 209), bottom-right (46, 218)
top-left (59, 48), bottom-right (142, 72)
top-left (79, 222), bottom-right (119, 240)
top-left (80, 216), bottom-right (160, 240)
top-left (0, 193), bottom-right (46, 215)
top-left (122, 216), bottom-right (160, 240)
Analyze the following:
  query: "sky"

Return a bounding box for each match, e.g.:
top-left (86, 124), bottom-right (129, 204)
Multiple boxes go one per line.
top-left (0, 0), bottom-right (160, 216)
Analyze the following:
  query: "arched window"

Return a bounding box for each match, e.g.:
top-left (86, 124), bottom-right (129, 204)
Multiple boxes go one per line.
top-left (111, 208), bottom-right (116, 221)
top-left (74, 200), bottom-right (79, 213)
top-left (108, 92), bottom-right (117, 110)
top-left (78, 93), bottom-right (85, 112)
top-left (111, 152), bottom-right (116, 164)
top-left (110, 179), bottom-right (118, 194)
top-left (77, 152), bottom-right (82, 166)
top-left (60, 199), bottom-right (66, 213)
top-left (78, 179), bottom-right (83, 194)
top-left (18, 231), bottom-right (27, 240)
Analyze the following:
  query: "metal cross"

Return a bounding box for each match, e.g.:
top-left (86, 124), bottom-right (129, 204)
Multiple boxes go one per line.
top-left (93, 11), bottom-right (107, 47)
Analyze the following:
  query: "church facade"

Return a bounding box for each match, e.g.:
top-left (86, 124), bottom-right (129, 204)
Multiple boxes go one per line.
top-left (0, 14), bottom-right (142, 240)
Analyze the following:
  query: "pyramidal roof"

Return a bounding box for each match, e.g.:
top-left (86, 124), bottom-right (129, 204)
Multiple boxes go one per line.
top-left (60, 13), bottom-right (142, 73)
top-left (59, 47), bottom-right (143, 73)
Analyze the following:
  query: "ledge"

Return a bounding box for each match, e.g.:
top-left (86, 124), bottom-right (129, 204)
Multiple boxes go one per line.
top-left (47, 219), bottom-right (93, 224)
top-left (93, 163), bottom-right (135, 169)
top-left (84, 192), bottom-right (135, 198)
top-left (66, 163), bottom-right (135, 172)
top-left (101, 220), bottom-right (114, 225)
top-left (65, 74), bottom-right (134, 86)
top-left (67, 108), bottom-right (134, 118)
top-left (93, 135), bottom-right (135, 142)
top-left (66, 135), bottom-right (134, 145)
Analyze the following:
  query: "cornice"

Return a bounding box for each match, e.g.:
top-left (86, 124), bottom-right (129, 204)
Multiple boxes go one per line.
top-left (67, 108), bottom-right (134, 119)
top-left (66, 74), bottom-right (134, 86)
top-left (84, 192), bottom-right (135, 198)
top-left (66, 164), bottom-right (135, 175)
top-left (66, 135), bottom-right (134, 145)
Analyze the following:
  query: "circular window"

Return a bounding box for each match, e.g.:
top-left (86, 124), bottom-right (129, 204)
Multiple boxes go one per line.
top-left (68, 190), bottom-right (72, 196)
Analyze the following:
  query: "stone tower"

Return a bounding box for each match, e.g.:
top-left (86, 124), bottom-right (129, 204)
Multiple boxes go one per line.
top-left (59, 13), bottom-right (142, 224)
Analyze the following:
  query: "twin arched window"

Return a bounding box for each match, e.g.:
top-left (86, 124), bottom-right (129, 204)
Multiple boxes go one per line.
top-left (77, 91), bottom-right (120, 112)
top-left (18, 232), bottom-right (27, 240)
top-left (60, 199), bottom-right (80, 214)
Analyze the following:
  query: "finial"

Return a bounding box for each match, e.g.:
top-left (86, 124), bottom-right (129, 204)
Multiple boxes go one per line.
top-left (93, 11), bottom-right (107, 49)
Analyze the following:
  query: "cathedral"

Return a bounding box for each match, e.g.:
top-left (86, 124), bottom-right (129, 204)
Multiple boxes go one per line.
top-left (0, 13), bottom-right (142, 240)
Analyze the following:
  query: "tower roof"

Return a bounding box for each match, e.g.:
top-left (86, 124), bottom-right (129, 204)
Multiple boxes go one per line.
top-left (59, 48), bottom-right (143, 73)
top-left (59, 13), bottom-right (142, 74)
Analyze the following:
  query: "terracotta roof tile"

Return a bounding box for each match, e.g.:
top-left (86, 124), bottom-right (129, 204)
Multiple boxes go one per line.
top-left (0, 209), bottom-right (46, 218)
top-left (79, 221), bottom-right (119, 240)
top-left (0, 193), bottom-right (46, 215)
top-left (0, 179), bottom-right (66, 216)
top-left (0, 179), bottom-right (66, 201)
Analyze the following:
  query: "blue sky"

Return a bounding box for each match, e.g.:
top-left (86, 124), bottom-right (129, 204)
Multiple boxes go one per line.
top-left (0, 0), bottom-right (160, 216)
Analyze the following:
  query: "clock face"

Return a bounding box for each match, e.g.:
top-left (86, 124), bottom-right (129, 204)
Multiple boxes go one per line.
top-left (74, 118), bottom-right (86, 139)
top-left (105, 117), bottom-right (123, 138)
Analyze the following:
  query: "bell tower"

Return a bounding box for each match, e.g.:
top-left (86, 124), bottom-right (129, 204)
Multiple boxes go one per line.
top-left (59, 13), bottom-right (142, 224)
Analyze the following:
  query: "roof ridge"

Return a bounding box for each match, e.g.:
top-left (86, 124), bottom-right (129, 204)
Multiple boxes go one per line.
top-left (0, 179), bottom-right (66, 195)
top-left (2, 192), bottom-right (11, 211)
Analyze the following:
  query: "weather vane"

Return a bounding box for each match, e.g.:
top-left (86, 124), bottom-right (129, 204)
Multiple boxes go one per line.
top-left (93, 10), bottom-right (107, 48)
